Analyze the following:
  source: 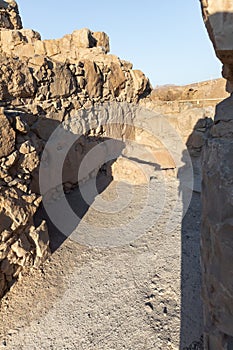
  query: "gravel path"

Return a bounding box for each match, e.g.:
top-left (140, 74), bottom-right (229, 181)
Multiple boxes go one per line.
top-left (0, 176), bottom-right (203, 350)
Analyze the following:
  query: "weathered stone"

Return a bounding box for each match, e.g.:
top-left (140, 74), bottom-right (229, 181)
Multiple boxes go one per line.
top-left (15, 116), bottom-right (29, 134)
top-left (49, 62), bottom-right (77, 98)
top-left (0, 111), bottom-right (15, 158)
top-left (0, 0), bottom-right (22, 30)
top-left (130, 69), bottom-right (150, 98)
top-left (72, 28), bottom-right (96, 49)
top-left (29, 221), bottom-right (50, 267)
top-left (31, 117), bottom-right (60, 141)
top-left (84, 60), bottom-right (102, 98)
top-left (108, 62), bottom-right (126, 97)
top-left (200, 1), bottom-right (233, 348)
top-left (92, 31), bottom-right (110, 53)
top-left (0, 56), bottom-right (36, 99)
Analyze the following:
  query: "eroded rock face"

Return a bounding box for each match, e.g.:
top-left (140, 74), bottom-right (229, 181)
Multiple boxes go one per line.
top-left (200, 0), bottom-right (233, 93)
top-left (0, 0), bottom-right (22, 30)
top-left (0, 110), bottom-right (15, 157)
top-left (200, 1), bottom-right (233, 348)
top-left (0, 109), bottom-right (51, 297)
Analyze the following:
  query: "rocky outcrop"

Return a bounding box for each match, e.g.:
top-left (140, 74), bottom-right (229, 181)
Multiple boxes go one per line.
top-left (0, 0), bottom-right (22, 30)
top-left (200, 1), bottom-right (233, 348)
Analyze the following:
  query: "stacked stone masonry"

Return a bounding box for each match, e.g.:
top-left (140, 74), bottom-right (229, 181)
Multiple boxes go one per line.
top-left (0, 0), bottom-right (152, 298)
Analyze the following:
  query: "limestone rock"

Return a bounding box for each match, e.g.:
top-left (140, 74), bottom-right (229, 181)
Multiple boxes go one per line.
top-left (92, 31), bottom-right (110, 53)
top-left (130, 70), bottom-right (150, 97)
top-left (0, 111), bottom-right (15, 158)
top-left (0, 0), bottom-right (22, 30)
top-left (108, 62), bottom-right (126, 97)
top-left (72, 28), bottom-right (96, 49)
top-left (29, 221), bottom-right (50, 267)
top-left (49, 62), bottom-right (77, 98)
top-left (200, 0), bottom-right (233, 92)
top-left (0, 56), bottom-right (36, 99)
top-left (84, 60), bottom-right (102, 98)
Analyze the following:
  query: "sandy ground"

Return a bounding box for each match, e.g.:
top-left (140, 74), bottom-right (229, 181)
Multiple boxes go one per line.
top-left (0, 176), bottom-right (203, 350)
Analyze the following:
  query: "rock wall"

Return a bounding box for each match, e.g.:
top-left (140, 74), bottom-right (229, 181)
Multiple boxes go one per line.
top-left (0, 1), bottom-right (153, 297)
top-left (200, 1), bottom-right (233, 348)
top-left (0, 0), bottom-right (219, 300)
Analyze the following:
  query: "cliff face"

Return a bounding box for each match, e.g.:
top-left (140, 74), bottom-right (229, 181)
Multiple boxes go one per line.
top-left (200, 1), bottom-right (233, 349)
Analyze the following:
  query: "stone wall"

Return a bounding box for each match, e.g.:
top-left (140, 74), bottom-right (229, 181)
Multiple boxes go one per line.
top-left (200, 1), bottom-right (233, 349)
top-left (0, 0), bottom-right (219, 300)
top-left (0, 1), bottom-right (153, 297)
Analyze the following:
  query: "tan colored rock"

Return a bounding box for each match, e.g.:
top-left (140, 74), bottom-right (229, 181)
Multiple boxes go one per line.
top-left (34, 40), bottom-right (46, 56)
top-left (200, 0), bottom-right (233, 93)
top-left (0, 188), bottom-right (39, 230)
top-left (112, 157), bottom-right (148, 185)
top-left (15, 116), bottom-right (29, 134)
top-left (92, 31), bottom-right (110, 53)
top-left (200, 0), bottom-right (233, 53)
top-left (108, 62), bottom-right (126, 97)
top-left (151, 78), bottom-right (228, 101)
top-left (72, 28), bottom-right (96, 49)
top-left (0, 111), bottom-right (15, 158)
top-left (29, 221), bottom-right (50, 267)
top-left (84, 60), bottom-right (102, 98)
top-left (0, 56), bottom-right (36, 99)
top-left (49, 62), bottom-right (77, 98)
top-left (130, 70), bottom-right (150, 97)
top-left (0, 0), bottom-right (22, 30)
top-left (43, 39), bottom-right (60, 57)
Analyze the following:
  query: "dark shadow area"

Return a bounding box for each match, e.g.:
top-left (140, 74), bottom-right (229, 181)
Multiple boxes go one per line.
top-left (178, 117), bottom-right (213, 349)
top-left (34, 170), bottom-right (114, 253)
top-left (34, 134), bottom-right (125, 253)
top-left (122, 154), bottom-right (161, 169)
top-left (179, 185), bottom-right (203, 349)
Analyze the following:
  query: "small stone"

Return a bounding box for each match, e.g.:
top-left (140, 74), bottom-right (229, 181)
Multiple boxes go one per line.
top-left (15, 116), bottom-right (29, 134)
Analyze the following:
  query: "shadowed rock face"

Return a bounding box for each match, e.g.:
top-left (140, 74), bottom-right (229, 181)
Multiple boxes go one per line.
top-left (0, 0), bottom-right (22, 30)
top-left (200, 1), bottom-right (233, 349)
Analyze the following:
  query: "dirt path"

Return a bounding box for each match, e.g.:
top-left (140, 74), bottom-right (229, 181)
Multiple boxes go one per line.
top-left (0, 177), bottom-right (203, 350)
